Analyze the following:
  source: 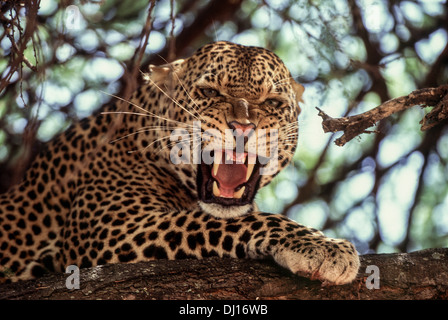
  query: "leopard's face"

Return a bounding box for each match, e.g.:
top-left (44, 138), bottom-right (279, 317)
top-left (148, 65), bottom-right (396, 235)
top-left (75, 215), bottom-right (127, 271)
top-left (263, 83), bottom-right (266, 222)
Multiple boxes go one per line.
top-left (141, 41), bottom-right (304, 219)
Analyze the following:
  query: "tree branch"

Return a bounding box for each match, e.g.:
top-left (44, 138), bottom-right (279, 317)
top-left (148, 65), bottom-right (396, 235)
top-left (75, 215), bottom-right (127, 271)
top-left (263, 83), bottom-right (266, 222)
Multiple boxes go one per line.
top-left (317, 84), bottom-right (448, 146)
top-left (1, 248), bottom-right (447, 300)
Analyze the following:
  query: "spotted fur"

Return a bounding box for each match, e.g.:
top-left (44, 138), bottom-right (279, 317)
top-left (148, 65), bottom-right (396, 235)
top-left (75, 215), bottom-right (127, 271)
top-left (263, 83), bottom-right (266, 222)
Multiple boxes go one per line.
top-left (0, 41), bottom-right (359, 284)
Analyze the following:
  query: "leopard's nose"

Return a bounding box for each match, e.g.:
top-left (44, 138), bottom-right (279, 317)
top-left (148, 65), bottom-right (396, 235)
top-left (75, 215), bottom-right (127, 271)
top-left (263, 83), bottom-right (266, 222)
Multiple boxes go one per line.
top-left (229, 98), bottom-right (257, 131)
top-left (233, 99), bottom-right (250, 119)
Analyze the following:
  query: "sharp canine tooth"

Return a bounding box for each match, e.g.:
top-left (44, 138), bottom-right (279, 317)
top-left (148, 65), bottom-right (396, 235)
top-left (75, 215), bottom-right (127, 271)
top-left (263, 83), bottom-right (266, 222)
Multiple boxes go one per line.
top-left (233, 186), bottom-right (245, 199)
top-left (212, 150), bottom-right (222, 176)
top-left (236, 152), bottom-right (246, 164)
top-left (213, 181), bottom-right (221, 197)
top-left (213, 162), bottom-right (220, 176)
top-left (226, 151), bottom-right (232, 162)
top-left (246, 163), bottom-right (255, 181)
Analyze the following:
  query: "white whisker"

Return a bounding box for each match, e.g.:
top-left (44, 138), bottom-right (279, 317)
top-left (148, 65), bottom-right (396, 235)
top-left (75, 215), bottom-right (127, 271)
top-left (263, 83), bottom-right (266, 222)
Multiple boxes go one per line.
top-left (100, 91), bottom-right (152, 115)
top-left (163, 62), bottom-right (204, 119)
top-left (156, 55), bottom-right (205, 118)
top-left (101, 111), bottom-right (195, 128)
top-left (280, 126), bottom-right (299, 133)
top-left (279, 124), bottom-right (299, 133)
top-left (281, 132), bottom-right (299, 138)
top-left (146, 77), bottom-right (203, 122)
top-left (109, 125), bottom-right (194, 144)
top-left (273, 75), bottom-right (301, 87)
top-left (128, 134), bottom-right (173, 155)
top-left (155, 137), bottom-right (195, 156)
top-left (280, 120), bottom-right (300, 128)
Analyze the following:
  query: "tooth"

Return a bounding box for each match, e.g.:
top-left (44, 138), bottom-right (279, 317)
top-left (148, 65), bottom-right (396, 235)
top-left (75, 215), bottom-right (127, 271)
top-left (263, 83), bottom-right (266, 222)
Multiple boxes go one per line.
top-left (214, 150), bottom-right (222, 162)
top-left (213, 181), bottom-right (221, 197)
top-left (235, 152), bottom-right (246, 164)
top-left (213, 162), bottom-right (220, 176)
top-left (246, 163), bottom-right (255, 181)
top-left (233, 186), bottom-right (245, 199)
top-left (225, 151), bottom-right (232, 163)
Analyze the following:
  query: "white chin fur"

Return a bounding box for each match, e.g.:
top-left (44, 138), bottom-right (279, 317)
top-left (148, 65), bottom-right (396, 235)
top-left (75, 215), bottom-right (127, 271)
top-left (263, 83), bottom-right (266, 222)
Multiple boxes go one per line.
top-left (199, 202), bottom-right (253, 219)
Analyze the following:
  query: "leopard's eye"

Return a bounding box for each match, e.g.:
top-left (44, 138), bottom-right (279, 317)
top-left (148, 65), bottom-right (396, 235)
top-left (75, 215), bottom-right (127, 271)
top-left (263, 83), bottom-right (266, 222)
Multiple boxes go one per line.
top-left (264, 99), bottom-right (282, 108)
top-left (200, 88), bottom-right (220, 98)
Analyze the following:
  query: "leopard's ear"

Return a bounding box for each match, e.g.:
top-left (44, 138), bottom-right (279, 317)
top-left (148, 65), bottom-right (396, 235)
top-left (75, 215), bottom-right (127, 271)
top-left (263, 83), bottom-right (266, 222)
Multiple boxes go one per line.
top-left (291, 80), bottom-right (305, 104)
top-left (144, 59), bottom-right (185, 86)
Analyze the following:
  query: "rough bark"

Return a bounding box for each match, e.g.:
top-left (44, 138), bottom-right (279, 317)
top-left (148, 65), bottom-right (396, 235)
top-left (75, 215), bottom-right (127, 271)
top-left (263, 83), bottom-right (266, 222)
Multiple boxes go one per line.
top-left (1, 248), bottom-right (447, 300)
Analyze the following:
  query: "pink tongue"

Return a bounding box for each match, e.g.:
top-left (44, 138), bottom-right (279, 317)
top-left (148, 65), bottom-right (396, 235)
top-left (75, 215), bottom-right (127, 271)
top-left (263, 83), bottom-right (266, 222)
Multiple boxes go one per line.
top-left (213, 161), bottom-right (247, 198)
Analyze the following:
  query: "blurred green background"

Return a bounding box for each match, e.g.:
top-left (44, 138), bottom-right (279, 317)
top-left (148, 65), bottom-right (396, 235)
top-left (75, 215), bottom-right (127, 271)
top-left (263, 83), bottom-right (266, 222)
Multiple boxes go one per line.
top-left (0, 0), bottom-right (447, 254)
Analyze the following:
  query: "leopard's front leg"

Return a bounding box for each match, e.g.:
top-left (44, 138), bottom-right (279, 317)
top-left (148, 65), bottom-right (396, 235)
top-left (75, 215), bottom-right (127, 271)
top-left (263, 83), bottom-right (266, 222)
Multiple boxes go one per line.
top-left (131, 209), bottom-right (359, 285)
top-left (230, 212), bottom-right (360, 285)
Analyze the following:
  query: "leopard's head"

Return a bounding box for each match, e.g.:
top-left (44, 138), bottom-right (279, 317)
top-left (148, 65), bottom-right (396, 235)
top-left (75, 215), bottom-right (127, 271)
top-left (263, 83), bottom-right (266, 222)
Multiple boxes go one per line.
top-left (139, 41), bottom-right (304, 219)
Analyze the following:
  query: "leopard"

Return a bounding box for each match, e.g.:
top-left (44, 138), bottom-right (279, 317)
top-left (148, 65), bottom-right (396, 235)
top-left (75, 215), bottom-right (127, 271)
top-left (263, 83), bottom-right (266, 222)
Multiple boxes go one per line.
top-left (0, 41), bottom-right (359, 285)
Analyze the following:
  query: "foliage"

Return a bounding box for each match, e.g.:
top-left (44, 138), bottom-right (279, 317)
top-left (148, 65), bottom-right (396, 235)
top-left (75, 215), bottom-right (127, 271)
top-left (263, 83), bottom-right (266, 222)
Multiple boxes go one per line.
top-left (0, 0), bottom-right (447, 253)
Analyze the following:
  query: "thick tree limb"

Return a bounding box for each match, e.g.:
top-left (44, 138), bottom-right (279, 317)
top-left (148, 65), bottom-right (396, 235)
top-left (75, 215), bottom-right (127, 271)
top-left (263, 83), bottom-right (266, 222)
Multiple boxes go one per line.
top-left (318, 84), bottom-right (448, 146)
top-left (1, 248), bottom-right (447, 300)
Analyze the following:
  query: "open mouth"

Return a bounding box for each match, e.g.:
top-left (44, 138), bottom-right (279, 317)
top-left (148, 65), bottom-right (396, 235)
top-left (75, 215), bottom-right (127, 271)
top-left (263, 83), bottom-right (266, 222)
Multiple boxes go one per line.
top-left (198, 149), bottom-right (265, 206)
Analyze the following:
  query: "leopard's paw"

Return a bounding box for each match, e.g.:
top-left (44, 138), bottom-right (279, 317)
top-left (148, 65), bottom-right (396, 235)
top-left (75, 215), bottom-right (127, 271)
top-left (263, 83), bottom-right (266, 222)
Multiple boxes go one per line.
top-left (274, 238), bottom-right (360, 285)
